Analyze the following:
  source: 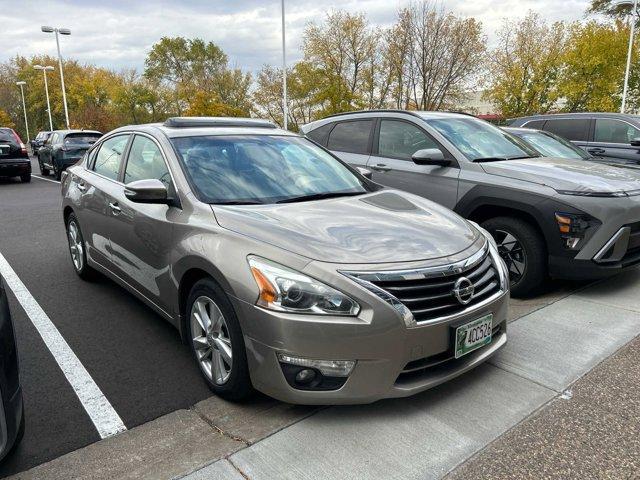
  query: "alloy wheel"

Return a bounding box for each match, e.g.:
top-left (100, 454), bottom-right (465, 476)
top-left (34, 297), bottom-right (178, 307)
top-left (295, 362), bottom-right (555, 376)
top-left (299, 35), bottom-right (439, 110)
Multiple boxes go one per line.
top-left (494, 229), bottom-right (526, 286)
top-left (190, 296), bottom-right (233, 385)
top-left (67, 221), bottom-right (84, 272)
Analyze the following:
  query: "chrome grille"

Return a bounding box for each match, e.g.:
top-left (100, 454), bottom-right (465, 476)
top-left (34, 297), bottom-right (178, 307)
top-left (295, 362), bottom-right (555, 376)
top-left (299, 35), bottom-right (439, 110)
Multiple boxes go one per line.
top-left (343, 245), bottom-right (503, 324)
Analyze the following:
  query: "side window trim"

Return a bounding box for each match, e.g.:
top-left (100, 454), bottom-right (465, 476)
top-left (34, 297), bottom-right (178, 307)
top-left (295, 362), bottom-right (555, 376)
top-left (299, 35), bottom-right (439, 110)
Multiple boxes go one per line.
top-left (371, 117), bottom-right (457, 166)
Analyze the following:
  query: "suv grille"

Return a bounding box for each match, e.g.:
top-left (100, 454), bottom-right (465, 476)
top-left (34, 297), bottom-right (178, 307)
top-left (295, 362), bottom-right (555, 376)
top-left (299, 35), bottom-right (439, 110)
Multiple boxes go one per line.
top-left (343, 245), bottom-right (503, 324)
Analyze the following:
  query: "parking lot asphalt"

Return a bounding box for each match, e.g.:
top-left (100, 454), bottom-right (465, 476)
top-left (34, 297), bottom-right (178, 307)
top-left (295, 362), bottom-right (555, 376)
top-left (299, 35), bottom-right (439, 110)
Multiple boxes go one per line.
top-left (1, 157), bottom-right (637, 479)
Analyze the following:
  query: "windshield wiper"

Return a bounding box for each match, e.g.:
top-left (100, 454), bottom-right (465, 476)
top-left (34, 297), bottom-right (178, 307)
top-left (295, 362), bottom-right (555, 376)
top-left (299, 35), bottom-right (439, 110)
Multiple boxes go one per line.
top-left (214, 200), bottom-right (265, 205)
top-left (276, 191), bottom-right (365, 204)
top-left (473, 155), bottom-right (538, 163)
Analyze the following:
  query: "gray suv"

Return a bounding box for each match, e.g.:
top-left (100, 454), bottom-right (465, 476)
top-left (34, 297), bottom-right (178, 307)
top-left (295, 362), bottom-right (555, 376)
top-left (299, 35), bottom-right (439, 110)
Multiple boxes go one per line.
top-left (60, 117), bottom-right (509, 404)
top-left (302, 111), bottom-right (640, 296)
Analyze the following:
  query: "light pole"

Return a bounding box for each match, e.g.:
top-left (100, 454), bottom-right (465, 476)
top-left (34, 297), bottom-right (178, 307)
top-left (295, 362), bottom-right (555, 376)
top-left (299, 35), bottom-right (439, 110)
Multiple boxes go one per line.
top-left (41, 26), bottom-right (71, 129)
top-left (281, 0), bottom-right (288, 130)
top-left (34, 65), bottom-right (55, 131)
top-left (618, 0), bottom-right (639, 113)
top-left (15, 81), bottom-right (30, 143)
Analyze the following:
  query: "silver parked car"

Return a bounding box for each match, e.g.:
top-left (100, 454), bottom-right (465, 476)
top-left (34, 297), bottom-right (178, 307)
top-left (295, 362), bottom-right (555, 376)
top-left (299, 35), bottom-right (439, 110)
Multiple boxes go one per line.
top-left (61, 117), bottom-right (509, 404)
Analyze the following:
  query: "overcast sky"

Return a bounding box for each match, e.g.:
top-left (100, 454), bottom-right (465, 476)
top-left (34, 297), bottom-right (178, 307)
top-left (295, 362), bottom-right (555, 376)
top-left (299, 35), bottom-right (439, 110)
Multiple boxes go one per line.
top-left (1, 0), bottom-right (595, 73)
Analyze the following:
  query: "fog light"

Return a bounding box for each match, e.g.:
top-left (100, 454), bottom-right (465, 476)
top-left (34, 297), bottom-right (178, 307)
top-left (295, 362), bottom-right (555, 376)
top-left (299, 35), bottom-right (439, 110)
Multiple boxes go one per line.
top-left (295, 368), bottom-right (316, 384)
top-left (277, 353), bottom-right (356, 377)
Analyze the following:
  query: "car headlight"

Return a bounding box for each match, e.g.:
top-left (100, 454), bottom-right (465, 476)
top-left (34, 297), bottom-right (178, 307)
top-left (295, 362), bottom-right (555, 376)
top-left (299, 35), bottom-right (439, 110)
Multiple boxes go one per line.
top-left (248, 256), bottom-right (360, 316)
top-left (555, 212), bottom-right (601, 250)
top-left (469, 221), bottom-right (509, 290)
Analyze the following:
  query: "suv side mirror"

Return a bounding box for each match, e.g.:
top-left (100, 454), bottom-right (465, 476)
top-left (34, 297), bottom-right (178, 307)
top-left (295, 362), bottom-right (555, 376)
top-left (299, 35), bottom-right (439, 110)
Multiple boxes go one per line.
top-left (124, 179), bottom-right (169, 204)
top-left (630, 138), bottom-right (640, 147)
top-left (356, 166), bottom-right (373, 179)
top-left (412, 148), bottom-right (450, 166)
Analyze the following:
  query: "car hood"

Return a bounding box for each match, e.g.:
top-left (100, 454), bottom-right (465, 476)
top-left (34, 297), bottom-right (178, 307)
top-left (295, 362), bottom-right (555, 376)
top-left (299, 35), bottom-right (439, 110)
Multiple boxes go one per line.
top-left (213, 190), bottom-right (479, 264)
top-left (481, 157), bottom-right (640, 195)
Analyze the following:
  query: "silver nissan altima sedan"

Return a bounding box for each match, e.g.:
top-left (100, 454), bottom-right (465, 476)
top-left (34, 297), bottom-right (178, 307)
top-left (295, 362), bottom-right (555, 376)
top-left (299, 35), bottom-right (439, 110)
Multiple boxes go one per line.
top-left (61, 117), bottom-right (509, 404)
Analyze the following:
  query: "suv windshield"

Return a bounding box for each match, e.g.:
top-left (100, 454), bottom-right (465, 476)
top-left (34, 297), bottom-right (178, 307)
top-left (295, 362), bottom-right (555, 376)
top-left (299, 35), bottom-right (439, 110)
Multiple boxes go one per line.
top-left (65, 133), bottom-right (101, 144)
top-left (171, 135), bottom-right (368, 204)
top-left (425, 117), bottom-right (539, 161)
top-left (513, 130), bottom-right (591, 160)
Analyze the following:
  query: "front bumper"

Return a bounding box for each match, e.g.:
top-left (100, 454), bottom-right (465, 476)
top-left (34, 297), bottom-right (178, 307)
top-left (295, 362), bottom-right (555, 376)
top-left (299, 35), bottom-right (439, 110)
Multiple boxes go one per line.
top-left (232, 290), bottom-right (508, 405)
top-left (0, 161), bottom-right (30, 178)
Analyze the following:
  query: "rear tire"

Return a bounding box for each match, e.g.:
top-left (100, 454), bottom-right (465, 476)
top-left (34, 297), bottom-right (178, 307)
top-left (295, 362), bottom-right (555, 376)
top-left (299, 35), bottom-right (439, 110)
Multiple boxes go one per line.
top-left (481, 216), bottom-right (547, 297)
top-left (186, 278), bottom-right (253, 401)
top-left (40, 160), bottom-right (49, 176)
top-left (53, 161), bottom-right (62, 181)
top-left (65, 213), bottom-right (96, 280)
top-left (20, 174), bottom-right (31, 183)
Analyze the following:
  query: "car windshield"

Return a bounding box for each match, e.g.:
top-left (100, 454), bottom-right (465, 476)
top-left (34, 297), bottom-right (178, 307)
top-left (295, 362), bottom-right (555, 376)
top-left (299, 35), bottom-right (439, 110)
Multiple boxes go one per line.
top-left (512, 130), bottom-right (591, 160)
top-left (65, 133), bottom-right (101, 144)
top-left (170, 135), bottom-right (369, 204)
top-left (425, 117), bottom-right (539, 161)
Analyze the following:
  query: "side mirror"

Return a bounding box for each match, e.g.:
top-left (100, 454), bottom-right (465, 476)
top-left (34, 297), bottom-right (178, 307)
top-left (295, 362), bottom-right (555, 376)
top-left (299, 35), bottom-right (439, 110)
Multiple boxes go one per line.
top-left (630, 138), bottom-right (640, 147)
top-left (124, 179), bottom-right (169, 204)
top-left (356, 166), bottom-right (373, 179)
top-left (411, 148), bottom-right (451, 166)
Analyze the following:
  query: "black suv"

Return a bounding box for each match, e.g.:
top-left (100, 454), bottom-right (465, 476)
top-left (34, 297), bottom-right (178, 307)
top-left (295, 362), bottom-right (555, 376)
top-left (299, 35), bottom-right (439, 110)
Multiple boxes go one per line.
top-left (509, 113), bottom-right (640, 166)
top-left (0, 275), bottom-right (24, 462)
top-left (38, 130), bottom-right (102, 180)
top-left (0, 128), bottom-right (30, 183)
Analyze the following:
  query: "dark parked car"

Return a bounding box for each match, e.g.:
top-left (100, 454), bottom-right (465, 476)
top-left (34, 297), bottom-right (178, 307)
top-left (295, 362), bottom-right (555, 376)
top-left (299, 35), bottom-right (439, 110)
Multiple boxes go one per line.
top-left (303, 110), bottom-right (640, 296)
top-left (0, 275), bottom-right (24, 461)
top-left (503, 127), bottom-right (594, 161)
top-left (38, 130), bottom-right (102, 180)
top-left (30, 131), bottom-right (51, 154)
top-left (0, 128), bottom-right (30, 183)
top-left (509, 113), bottom-right (640, 166)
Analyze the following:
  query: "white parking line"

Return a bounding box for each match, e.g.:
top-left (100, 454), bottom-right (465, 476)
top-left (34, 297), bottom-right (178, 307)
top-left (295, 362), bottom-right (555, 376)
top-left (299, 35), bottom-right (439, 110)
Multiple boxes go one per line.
top-left (31, 174), bottom-right (60, 184)
top-left (0, 251), bottom-right (126, 439)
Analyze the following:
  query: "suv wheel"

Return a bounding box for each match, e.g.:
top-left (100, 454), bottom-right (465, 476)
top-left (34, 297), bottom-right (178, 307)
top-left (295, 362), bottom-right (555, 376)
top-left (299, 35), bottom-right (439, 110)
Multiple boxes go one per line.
top-left (40, 158), bottom-right (49, 176)
top-left (53, 161), bottom-right (62, 181)
top-left (66, 214), bottom-right (96, 280)
top-left (20, 174), bottom-right (31, 183)
top-left (186, 278), bottom-right (252, 400)
top-left (481, 216), bottom-right (547, 297)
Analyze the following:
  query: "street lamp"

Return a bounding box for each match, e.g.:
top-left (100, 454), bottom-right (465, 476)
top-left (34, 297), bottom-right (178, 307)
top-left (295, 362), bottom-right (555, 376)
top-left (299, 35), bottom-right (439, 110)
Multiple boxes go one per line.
top-left (15, 81), bottom-right (30, 143)
top-left (616, 0), bottom-right (639, 113)
top-left (34, 65), bottom-right (55, 131)
top-left (281, 0), bottom-right (288, 130)
top-left (41, 26), bottom-right (71, 129)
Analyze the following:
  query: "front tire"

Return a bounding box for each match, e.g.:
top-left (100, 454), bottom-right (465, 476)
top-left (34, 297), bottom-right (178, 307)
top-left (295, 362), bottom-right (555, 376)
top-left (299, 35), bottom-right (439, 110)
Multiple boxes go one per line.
top-left (481, 216), bottom-right (547, 297)
top-left (65, 213), bottom-right (96, 280)
top-left (186, 278), bottom-right (252, 400)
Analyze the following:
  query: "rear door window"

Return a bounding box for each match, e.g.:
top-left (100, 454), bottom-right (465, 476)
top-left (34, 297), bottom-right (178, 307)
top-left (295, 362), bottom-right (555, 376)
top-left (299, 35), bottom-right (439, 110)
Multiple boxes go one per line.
top-left (594, 119), bottom-right (640, 144)
top-left (306, 123), bottom-right (334, 147)
top-left (542, 119), bottom-right (590, 141)
top-left (93, 135), bottom-right (130, 181)
top-left (327, 120), bottom-right (373, 154)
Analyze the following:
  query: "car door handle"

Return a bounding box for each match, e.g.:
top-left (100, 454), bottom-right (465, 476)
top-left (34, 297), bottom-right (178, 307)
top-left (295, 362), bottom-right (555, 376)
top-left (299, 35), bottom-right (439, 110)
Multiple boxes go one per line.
top-left (371, 163), bottom-right (392, 172)
top-left (588, 148), bottom-right (605, 155)
top-left (109, 202), bottom-right (121, 214)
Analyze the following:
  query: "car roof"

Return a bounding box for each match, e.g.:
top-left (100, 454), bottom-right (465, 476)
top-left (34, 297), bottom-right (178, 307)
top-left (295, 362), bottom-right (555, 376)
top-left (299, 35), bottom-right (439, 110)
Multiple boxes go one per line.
top-left (54, 129), bottom-right (102, 135)
top-left (107, 117), bottom-right (296, 139)
top-left (512, 112), bottom-right (640, 122)
top-left (301, 110), bottom-right (476, 132)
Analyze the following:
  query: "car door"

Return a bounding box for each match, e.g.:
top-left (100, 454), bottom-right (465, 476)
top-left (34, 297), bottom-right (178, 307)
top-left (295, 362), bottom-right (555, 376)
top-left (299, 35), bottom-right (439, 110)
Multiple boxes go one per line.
top-left (78, 133), bottom-right (132, 271)
top-left (366, 118), bottom-right (460, 209)
top-left (325, 119), bottom-right (373, 168)
top-left (106, 134), bottom-right (176, 312)
top-left (590, 118), bottom-right (640, 165)
top-left (40, 133), bottom-right (55, 167)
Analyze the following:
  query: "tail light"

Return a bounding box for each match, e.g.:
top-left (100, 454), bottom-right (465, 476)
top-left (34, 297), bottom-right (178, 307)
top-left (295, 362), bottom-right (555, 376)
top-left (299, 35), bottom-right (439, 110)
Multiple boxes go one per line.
top-left (12, 130), bottom-right (27, 154)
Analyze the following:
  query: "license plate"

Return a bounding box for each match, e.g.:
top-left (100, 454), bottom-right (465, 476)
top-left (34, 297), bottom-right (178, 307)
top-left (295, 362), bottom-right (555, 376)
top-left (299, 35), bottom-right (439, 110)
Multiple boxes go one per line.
top-left (454, 314), bottom-right (493, 359)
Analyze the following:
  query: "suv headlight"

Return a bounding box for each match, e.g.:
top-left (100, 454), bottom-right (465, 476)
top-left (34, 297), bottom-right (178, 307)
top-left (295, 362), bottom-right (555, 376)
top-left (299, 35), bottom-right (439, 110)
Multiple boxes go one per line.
top-left (248, 256), bottom-right (360, 316)
top-left (555, 212), bottom-right (601, 250)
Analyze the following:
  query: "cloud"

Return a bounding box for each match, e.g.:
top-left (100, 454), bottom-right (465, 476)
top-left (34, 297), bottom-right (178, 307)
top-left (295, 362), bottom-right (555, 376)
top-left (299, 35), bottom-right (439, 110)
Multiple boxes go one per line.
top-left (1, 0), bottom-right (594, 74)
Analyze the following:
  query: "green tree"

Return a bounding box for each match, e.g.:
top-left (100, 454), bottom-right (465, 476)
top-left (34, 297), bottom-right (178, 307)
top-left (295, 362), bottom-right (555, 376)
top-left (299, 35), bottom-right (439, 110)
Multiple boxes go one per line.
top-left (0, 109), bottom-right (15, 129)
top-left (486, 12), bottom-right (566, 117)
top-left (558, 21), bottom-right (631, 112)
